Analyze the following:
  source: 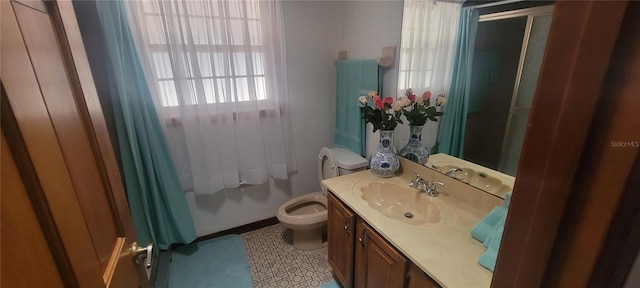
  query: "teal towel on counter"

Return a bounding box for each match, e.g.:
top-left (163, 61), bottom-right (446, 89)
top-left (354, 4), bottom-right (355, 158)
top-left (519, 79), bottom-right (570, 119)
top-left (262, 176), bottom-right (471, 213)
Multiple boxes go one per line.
top-left (483, 218), bottom-right (505, 249)
top-left (478, 247), bottom-right (499, 272)
top-left (471, 192), bottom-right (511, 272)
top-left (470, 206), bottom-right (506, 242)
top-left (503, 192), bottom-right (512, 208)
top-left (335, 59), bottom-right (381, 156)
top-left (479, 225), bottom-right (504, 271)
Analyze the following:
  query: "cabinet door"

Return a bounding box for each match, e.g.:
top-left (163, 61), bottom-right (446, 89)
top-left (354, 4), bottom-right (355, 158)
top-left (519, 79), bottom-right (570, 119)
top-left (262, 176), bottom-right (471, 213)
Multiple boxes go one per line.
top-left (328, 193), bottom-right (356, 288)
top-left (407, 263), bottom-right (441, 288)
top-left (355, 219), bottom-right (407, 288)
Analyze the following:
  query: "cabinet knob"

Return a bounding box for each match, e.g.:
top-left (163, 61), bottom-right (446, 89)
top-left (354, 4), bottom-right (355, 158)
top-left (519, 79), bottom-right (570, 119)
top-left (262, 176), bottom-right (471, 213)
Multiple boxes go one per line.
top-left (344, 217), bottom-right (351, 235)
top-left (358, 227), bottom-right (366, 246)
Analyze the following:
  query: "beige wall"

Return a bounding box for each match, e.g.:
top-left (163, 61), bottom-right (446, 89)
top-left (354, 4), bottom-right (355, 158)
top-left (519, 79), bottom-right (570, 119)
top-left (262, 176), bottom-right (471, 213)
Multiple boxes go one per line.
top-left (186, 0), bottom-right (404, 236)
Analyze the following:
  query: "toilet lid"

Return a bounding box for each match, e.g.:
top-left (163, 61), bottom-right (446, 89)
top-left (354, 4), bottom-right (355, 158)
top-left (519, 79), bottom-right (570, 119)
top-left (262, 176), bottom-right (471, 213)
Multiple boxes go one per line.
top-left (318, 147), bottom-right (338, 182)
top-left (330, 147), bottom-right (368, 170)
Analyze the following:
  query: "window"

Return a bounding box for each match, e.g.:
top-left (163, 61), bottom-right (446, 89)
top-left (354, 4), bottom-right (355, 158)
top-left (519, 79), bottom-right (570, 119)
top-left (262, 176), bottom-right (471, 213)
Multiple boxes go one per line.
top-left (398, 10), bottom-right (444, 90)
top-left (138, 1), bottom-right (267, 107)
top-left (397, 0), bottom-right (460, 95)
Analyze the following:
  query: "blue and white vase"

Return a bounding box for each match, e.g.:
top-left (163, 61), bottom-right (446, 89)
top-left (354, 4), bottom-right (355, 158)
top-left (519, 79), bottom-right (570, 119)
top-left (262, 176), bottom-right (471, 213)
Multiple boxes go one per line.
top-left (369, 130), bottom-right (400, 178)
top-left (398, 125), bottom-right (429, 164)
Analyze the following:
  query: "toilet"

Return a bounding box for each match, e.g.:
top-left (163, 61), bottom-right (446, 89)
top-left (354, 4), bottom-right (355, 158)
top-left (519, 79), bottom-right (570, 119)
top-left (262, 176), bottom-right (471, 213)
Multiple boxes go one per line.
top-left (277, 147), bottom-right (368, 250)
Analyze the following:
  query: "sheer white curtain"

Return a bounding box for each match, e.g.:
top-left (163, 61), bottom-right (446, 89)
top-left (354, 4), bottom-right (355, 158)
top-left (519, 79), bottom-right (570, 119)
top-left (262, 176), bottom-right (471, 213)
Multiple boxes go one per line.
top-left (398, 0), bottom-right (461, 147)
top-left (126, 0), bottom-right (294, 194)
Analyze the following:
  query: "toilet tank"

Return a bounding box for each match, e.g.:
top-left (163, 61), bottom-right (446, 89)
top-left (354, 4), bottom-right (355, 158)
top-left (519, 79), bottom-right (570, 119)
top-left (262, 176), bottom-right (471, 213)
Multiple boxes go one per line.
top-left (330, 147), bottom-right (368, 176)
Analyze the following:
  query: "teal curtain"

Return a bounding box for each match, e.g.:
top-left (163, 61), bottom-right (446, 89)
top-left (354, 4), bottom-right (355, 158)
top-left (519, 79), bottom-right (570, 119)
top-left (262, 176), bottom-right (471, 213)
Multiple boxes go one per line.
top-left (437, 8), bottom-right (479, 157)
top-left (95, 0), bottom-right (196, 250)
top-left (335, 60), bottom-right (381, 156)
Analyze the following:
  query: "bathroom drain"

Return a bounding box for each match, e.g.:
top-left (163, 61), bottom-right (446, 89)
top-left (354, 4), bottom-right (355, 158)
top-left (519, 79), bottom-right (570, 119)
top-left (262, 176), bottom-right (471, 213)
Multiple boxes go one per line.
top-left (404, 212), bottom-right (414, 219)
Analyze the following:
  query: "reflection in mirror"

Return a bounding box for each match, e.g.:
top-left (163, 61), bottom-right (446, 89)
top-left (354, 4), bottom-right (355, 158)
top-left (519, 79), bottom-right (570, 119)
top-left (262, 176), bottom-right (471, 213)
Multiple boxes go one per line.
top-left (428, 153), bottom-right (514, 199)
top-left (464, 16), bottom-right (528, 176)
top-left (398, 5), bottom-right (554, 197)
top-left (500, 13), bottom-right (553, 175)
top-left (465, 7), bottom-right (554, 179)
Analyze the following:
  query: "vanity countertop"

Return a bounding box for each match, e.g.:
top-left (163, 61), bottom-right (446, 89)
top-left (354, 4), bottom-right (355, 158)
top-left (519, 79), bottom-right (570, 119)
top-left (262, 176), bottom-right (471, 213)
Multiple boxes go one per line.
top-left (322, 164), bottom-right (500, 288)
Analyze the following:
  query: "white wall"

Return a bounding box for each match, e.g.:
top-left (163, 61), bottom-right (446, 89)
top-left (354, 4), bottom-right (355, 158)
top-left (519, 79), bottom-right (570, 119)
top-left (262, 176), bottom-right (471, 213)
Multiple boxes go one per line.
top-left (337, 0), bottom-right (404, 158)
top-left (186, 0), bottom-right (404, 237)
top-left (338, 0), bottom-right (403, 98)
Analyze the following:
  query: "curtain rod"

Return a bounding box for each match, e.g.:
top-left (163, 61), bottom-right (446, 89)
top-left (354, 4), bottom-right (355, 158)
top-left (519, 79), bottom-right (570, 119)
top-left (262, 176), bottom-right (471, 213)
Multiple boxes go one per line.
top-left (467, 0), bottom-right (524, 9)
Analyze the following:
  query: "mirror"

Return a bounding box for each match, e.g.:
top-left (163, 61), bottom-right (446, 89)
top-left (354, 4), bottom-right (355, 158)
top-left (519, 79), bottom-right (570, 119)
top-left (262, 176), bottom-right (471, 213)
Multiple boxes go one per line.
top-left (398, 5), bottom-right (554, 197)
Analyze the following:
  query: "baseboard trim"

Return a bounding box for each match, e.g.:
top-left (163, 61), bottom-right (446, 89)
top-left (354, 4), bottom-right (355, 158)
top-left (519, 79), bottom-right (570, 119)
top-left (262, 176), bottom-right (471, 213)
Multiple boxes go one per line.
top-left (194, 217), bottom-right (280, 243)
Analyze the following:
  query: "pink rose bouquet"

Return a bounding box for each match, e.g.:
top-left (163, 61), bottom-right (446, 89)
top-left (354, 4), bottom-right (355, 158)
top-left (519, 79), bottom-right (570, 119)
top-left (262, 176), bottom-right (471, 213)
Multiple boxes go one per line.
top-left (400, 88), bottom-right (445, 126)
top-left (359, 91), bottom-right (404, 132)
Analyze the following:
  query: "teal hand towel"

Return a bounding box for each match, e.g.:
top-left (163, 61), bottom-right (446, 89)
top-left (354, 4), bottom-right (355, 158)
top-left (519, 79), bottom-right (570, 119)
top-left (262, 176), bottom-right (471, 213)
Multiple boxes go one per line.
top-left (503, 192), bottom-right (512, 208)
top-left (471, 206), bottom-right (506, 242)
top-left (335, 59), bottom-right (380, 155)
top-left (474, 193), bottom-right (510, 272)
top-left (479, 226), bottom-right (504, 271)
top-left (478, 247), bottom-right (499, 272)
top-left (483, 225), bottom-right (504, 249)
top-left (471, 222), bottom-right (494, 243)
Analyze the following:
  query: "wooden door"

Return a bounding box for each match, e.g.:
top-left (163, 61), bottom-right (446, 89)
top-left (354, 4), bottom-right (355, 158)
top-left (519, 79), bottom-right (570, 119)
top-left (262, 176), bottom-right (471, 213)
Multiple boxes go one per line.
top-left (354, 219), bottom-right (407, 288)
top-left (492, 1), bottom-right (637, 287)
top-left (1, 131), bottom-right (68, 288)
top-left (327, 193), bottom-right (355, 288)
top-left (1, 1), bottom-right (147, 287)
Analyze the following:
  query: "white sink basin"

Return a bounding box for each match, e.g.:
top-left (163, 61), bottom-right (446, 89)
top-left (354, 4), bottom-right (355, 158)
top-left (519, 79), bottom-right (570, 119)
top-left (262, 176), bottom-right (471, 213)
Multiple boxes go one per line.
top-left (356, 181), bottom-right (441, 225)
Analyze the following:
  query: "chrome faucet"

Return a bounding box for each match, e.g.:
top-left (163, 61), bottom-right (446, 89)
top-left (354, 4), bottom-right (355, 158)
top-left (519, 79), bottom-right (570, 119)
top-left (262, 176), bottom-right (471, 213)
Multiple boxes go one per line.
top-left (425, 181), bottom-right (445, 197)
top-left (409, 172), bottom-right (427, 191)
top-left (444, 167), bottom-right (464, 181)
top-left (409, 172), bottom-right (445, 197)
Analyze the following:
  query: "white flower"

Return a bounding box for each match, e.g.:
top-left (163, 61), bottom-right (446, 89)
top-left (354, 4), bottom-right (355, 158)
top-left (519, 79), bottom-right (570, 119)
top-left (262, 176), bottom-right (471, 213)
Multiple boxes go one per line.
top-left (359, 95), bottom-right (367, 104)
top-left (415, 96), bottom-right (424, 104)
top-left (399, 96), bottom-right (411, 107)
top-left (368, 91), bottom-right (377, 98)
top-left (392, 101), bottom-right (403, 111)
top-left (436, 95), bottom-right (447, 106)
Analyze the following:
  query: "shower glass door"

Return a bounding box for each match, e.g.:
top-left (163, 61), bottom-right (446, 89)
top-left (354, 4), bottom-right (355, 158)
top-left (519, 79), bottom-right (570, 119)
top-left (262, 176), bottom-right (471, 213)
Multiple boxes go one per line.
top-left (499, 12), bottom-right (553, 175)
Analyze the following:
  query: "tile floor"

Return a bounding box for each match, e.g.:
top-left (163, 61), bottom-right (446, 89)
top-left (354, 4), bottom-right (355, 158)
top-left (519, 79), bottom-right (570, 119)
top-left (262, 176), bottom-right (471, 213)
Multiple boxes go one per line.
top-left (241, 224), bottom-right (335, 288)
top-left (154, 223), bottom-right (335, 288)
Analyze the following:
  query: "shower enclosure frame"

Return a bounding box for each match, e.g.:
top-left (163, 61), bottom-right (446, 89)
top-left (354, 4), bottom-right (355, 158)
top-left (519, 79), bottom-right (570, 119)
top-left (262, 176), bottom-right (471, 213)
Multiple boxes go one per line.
top-left (476, 5), bottom-right (555, 174)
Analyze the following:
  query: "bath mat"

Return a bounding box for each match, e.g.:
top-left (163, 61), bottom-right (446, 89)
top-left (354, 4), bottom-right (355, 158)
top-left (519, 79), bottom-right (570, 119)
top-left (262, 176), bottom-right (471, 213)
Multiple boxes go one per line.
top-left (319, 280), bottom-right (343, 288)
top-left (169, 234), bottom-right (253, 288)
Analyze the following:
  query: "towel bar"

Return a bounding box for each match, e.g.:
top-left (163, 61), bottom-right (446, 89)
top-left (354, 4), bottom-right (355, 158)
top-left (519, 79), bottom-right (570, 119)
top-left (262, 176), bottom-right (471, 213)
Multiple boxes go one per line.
top-left (335, 46), bottom-right (397, 68)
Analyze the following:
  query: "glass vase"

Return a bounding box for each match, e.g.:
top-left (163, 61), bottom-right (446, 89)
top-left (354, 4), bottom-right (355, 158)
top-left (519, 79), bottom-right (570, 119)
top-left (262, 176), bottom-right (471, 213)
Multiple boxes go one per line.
top-left (398, 125), bottom-right (430, 164)
top-left (369, 130), bottom-right (400, 177)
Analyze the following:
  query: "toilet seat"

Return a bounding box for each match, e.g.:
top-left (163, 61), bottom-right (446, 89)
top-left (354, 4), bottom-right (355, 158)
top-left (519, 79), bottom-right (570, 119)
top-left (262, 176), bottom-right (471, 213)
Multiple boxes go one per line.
top-left (318, 147), bottom-right (338, 182)
top-left (277, 192), bottom-right (327, 227)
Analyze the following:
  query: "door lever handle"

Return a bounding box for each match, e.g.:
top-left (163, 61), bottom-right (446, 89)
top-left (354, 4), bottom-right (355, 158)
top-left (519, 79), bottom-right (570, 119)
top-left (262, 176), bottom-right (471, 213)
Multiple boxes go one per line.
top-left (132, 242), bottom-right (153, 269)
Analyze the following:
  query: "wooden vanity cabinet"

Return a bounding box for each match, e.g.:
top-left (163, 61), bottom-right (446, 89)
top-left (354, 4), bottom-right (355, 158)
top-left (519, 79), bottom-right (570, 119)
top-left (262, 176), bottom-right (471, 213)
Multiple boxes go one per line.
top-left (407, 263), bottom-right (441, 288)
top-left (327, 191), bottom-right (444, 288)
top-left (354, 218), bottom-right (407, 288)
top-left (328, 192), bottom-right (355, 287)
